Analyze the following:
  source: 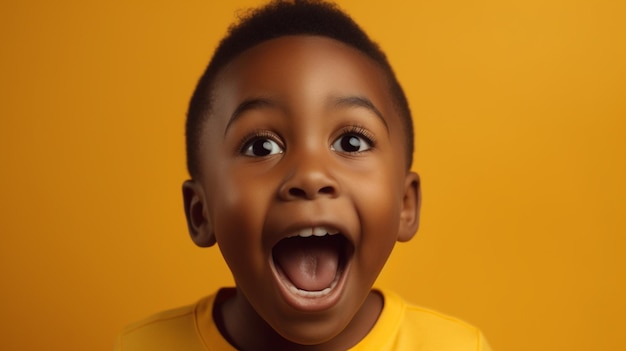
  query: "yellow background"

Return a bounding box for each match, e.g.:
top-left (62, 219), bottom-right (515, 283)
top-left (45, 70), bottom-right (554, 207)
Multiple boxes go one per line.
top-left (1, 0), bottom-right (624, 350)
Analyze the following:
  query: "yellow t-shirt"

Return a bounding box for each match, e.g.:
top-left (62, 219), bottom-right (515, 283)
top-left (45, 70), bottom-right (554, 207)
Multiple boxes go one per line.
top-left (116, 288), bottom-right (492, 350)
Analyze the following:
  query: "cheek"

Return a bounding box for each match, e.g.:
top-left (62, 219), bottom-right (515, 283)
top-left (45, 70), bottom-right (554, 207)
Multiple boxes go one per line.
top-left (208, 171), bottom-right (272, 270)
top-left (361, 203), bottom-right (401, 263)
top-left (210, 166), bottom-right (269, 225)
top-left (349, 171), bottom-right (404, 268)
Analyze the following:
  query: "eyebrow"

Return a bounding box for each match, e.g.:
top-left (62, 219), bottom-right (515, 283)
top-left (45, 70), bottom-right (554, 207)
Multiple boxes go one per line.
top-left (331, 96), bottom-right (389, 133)
top-left (224, 97), bottom-right (276, 136)
top-left (223, 95), bottom-right (389, 135)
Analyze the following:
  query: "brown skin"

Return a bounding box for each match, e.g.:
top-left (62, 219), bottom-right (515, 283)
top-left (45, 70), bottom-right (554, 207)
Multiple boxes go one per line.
top-left (183, 36), bottom-right (421, 350)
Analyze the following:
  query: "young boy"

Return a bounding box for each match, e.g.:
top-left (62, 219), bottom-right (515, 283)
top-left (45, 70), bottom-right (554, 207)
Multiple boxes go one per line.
top-left (116, 1), bottom-right (492, 350)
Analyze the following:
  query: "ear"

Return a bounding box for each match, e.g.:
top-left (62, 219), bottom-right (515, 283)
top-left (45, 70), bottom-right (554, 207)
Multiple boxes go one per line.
top-left (397, 172), bottom-right (421, 242)
top-left (182, 180), bottom-right (216, 247)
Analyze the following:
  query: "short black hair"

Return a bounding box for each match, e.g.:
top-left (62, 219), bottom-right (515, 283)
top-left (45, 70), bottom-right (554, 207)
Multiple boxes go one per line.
top-left (186, 0), bottom-right (414, 177)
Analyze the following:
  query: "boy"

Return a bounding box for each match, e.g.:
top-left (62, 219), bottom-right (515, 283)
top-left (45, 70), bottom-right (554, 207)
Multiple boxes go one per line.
top-left (116, 1), bottom-right (492, 350)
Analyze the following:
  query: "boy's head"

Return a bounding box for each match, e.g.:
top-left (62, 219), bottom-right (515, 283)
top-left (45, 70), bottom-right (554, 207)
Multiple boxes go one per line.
top-left (183, 0), bottom-right (421, 348)
top-left (186, 0), bottom-right (414, 178)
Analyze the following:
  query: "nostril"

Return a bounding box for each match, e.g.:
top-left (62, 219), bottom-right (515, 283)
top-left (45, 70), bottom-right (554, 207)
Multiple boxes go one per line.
top-left (319, 186), bottom-right (335, 195)
top-left (288, 188), bottom-right (307, 198)
top-left (287, 186), bottom-right (335, 199)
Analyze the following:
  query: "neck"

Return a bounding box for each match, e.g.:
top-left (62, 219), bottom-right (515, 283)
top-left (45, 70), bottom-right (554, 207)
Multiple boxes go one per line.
top-left (215, 287), bottom-right (383, 351)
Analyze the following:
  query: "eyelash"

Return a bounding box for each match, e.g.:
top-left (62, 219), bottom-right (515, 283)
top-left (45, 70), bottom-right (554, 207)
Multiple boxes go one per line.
top-left (238, 130), bottom-right (283, 154)
top-left (338, 125), bottom-right (376, 148)
top-left (236, 125), bottom-right (376, 155)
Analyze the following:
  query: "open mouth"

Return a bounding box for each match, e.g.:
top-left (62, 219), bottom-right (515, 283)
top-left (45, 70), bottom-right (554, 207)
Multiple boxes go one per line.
top-left (271, 227), bottom-right (353, 300)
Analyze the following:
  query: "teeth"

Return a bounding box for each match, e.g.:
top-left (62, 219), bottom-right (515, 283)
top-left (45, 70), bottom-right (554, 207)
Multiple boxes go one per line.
top-left (292, 226), bottom-right (339, 238)
top-left (313, 227), bottom-right (326, 236)
top-left (289, 285), bottom-right (333, 297)
top-left (286, 274), bottom-right (340, 297)
top-left (298, 228), bottom-right (313, 237)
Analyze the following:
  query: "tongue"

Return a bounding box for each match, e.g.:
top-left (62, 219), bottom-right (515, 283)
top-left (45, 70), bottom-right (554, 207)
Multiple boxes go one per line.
top-left (273, 236), bottom-right (341, 291)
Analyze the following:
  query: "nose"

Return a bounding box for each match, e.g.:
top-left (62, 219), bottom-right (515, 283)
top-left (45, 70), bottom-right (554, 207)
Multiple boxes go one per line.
top-left (278, 156), bottom-right (339, 201)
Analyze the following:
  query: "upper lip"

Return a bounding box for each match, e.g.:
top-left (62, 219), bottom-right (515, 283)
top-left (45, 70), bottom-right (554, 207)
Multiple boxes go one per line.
top-left (265, 217), bottom-right (355, 249)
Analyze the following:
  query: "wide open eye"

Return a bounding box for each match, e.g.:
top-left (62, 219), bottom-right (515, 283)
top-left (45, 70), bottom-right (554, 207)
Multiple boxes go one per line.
top-left (242, 138), bottom-right (284, 157)
top-left (331, 134), bottom-right (373, 153)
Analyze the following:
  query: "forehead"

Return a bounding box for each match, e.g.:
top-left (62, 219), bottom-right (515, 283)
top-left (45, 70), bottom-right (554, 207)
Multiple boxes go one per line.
top-left (209, 35), bottom-right (401, 131)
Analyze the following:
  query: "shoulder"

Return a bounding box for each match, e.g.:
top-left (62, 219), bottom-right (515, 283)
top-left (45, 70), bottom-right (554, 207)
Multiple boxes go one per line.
top-left (115, 295), bottom-right (214, 351)
top-left (364, 289), bottom-right (492, 351)
top-left (401, 304), bottom-right (491, 350)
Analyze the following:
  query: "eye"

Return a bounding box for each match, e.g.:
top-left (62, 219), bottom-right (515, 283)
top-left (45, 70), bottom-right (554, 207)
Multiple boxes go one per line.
top-left (242, 137), bottom-right (284, 157)
top-left (331, 133), bottom-right (373, 153)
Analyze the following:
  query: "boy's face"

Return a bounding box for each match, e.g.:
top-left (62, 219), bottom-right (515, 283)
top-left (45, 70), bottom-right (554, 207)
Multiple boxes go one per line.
top-left (184, 36), bottom-right (420, 345)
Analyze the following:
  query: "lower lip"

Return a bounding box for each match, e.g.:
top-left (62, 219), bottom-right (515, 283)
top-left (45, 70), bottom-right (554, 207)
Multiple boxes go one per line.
top-left (269, 256), bottom-right (351, 312)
